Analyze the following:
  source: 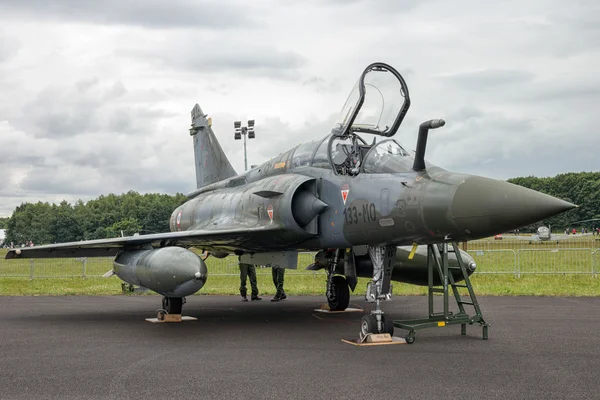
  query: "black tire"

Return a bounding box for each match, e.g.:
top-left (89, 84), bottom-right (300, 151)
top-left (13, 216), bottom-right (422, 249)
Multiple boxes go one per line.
top-left (405, 331), bottom-right (416, 344)
top-left (327, 275), bottom-right (350, 311)
top-left (121, 283), bottom-right (134, 293)
top-left (162, 297), bottom-right (183, 314)
top-left (380, 315), bottom-right (394, 336)
top-left (360, 314), bottom-right (379, 337)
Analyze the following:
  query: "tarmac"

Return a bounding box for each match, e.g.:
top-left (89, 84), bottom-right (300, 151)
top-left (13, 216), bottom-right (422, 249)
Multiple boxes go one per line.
top-left (0, 295), bottom-right (599, 400)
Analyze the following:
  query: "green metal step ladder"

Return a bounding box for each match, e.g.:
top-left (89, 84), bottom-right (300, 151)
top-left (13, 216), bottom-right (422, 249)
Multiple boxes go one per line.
top-left (394, 242), bottom-right (489, 344)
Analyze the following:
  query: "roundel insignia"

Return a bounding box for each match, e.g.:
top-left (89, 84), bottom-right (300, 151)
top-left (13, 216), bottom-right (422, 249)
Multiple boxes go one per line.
top-left (176, 210), bottom-right (182, 230)
top-left (267, 204), bottom-right (274, 223)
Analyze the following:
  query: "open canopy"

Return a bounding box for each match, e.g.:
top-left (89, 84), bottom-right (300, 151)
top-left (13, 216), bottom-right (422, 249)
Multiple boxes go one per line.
top-left (332, 62), bottom-right (410, 138)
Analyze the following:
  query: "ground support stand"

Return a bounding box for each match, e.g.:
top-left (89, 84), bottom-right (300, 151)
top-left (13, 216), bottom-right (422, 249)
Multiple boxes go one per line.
top-left (393, 242), bottom-right (489, 344)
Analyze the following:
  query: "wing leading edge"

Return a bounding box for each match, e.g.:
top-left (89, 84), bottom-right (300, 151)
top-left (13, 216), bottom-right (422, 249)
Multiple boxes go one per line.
top-left (5, 225), bottom-right (283, 260)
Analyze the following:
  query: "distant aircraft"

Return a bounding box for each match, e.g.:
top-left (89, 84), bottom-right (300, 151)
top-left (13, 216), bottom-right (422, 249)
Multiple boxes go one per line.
top-left (505, 225), bottom-right (592, 242)
top-left (5, 62), bottom-right (575, 338)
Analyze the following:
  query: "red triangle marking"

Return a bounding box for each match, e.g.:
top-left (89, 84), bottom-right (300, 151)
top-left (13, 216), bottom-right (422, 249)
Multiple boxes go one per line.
top-left (341, 189), bottom-right (349, 204)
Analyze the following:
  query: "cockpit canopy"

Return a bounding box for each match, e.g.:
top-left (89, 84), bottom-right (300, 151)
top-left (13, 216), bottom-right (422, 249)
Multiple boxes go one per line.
top-left (537, 226), bottom-right (550, 237)
top-left (362, 139), bottom-right (412, 173)
top-left (288, 134), bottom-right (415, 174)
top-left (275, 62), bottom-right (417, 177)
top-left (332, 62), bottom-right (410, 138)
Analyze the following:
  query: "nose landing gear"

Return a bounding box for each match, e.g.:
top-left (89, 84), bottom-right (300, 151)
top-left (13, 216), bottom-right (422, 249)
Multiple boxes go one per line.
top-left (359, 245), bottom-right (396, 341)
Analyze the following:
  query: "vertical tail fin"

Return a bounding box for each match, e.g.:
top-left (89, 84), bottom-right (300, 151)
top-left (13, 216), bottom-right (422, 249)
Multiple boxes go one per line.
top-left (189, 104), bottom-right (237, 189)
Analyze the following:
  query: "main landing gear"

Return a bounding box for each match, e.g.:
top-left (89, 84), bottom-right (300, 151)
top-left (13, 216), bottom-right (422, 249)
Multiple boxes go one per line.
top-left (359, 245), bottom-right (396, 341)
top-left (325, 249), bottom-right (351, 311)
top-left (161, 296), bottom-right (184, 314)
top-left (327, 275), bottom-right (350, 311)
top-left (147, 296), bottom-right (196, 324)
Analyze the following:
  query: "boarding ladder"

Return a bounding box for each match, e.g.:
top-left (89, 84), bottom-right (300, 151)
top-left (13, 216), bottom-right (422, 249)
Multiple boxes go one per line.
top-left (394, 242), bottom-right (489, 343)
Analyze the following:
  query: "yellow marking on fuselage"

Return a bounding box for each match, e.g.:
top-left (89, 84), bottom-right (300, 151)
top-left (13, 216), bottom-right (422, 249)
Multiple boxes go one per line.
top-left (408, 243), bottom-right (418, 260)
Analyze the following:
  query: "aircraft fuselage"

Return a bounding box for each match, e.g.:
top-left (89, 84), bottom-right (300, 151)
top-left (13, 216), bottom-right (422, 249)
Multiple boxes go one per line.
top-left (170, 147), bottom-right (573, 255)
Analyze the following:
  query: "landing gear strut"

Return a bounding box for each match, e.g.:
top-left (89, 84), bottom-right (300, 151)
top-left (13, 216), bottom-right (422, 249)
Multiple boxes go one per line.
top-left (162, 296), bottom-right (184, 314)
top-left (360, 245), bottom-right (396, 340)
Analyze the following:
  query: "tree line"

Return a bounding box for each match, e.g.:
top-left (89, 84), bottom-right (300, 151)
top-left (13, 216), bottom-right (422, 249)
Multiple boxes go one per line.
top-left (2, 172), bottom-right (600, 246)
top-left (3, 191), bottom-right (187, 246)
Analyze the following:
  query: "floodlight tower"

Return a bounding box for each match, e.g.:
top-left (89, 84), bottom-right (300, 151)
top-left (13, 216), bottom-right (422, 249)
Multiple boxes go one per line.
top-left (234, 119), bottom-right (255, 171)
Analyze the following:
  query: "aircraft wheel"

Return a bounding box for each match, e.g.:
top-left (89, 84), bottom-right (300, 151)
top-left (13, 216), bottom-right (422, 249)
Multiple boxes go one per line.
top-left (162, 297), bottom-right (183, 314)
top-left (405, 331), bottom-right (416, 344)
top-left (380, 315), bottom-right (394, 336)
top-left (121, 282), bottom-right (134, 293)
top-left (327, 276), bottom-right (350, 311)
top-left (360, 314), bottom-right (378, 337)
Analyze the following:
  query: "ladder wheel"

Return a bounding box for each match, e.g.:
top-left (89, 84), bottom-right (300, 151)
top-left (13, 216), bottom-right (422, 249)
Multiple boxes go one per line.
top-left (405, 331), bottom-right (416, 344)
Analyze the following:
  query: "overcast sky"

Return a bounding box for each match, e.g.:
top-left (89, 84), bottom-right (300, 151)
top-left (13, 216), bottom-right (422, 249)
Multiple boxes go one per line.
top-left (0, 0), bottom-right (598, 217)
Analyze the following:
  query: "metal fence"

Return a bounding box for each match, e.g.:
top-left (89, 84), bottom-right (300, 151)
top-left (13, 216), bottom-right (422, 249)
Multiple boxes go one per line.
top-left (466, 237), bottom-right (600, 277)
top-left (1, 237), bottom-right (599, 279)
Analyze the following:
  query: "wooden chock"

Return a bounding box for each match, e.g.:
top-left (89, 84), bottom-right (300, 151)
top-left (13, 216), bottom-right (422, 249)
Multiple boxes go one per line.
top-left (161, 313), bottom-right (182, 323)
top-left (367, 333), bottom-right (392, 343)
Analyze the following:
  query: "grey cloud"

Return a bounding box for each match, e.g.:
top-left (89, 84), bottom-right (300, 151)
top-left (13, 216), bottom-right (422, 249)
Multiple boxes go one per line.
top-left (518, 81), bottom-right (600, 103)
top-left (11, 79), bottom-right (175, 138)
top-left (447, 106), bottom-right (485, 121)
top-left (126, 43), bottom-right (306, 80)
top-left (1, 0), bottom-right (254, 29)
top-left (5, 127), bottom-right (193, 199)
top-left (303, 0), bottom-right (428, 12)
top-left (424, 108), bottom-right (598, 180)
top-left (439, 69), bottom-right (536, 90)
top-left (302, 76), bottom-right (342, 93)
top-left (17, 163), bottom-right (189, 196)
top-left (18, 166), bottom-right (104, 195)
top-left (196, 48), bottom-right (305, 76)
top-left (541, 9), bottom-right (600, 56)
top-left (0, 35), bottom-right (21, 63)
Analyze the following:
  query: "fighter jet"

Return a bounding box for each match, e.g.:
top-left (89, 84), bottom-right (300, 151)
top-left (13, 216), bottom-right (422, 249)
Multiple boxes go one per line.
top-left (6, 62), bottom-right (575, 338)
top-left (505, 225), bottom-right (591, 242)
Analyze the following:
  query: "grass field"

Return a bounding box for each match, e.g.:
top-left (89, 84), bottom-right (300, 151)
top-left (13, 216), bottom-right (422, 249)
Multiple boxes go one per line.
top-left (1, 239), bottom-right (599, 296)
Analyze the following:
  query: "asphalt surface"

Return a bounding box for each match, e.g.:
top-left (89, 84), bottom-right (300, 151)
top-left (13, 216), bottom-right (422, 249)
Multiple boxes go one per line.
top-left (0, 295), bottom-right (599, 400)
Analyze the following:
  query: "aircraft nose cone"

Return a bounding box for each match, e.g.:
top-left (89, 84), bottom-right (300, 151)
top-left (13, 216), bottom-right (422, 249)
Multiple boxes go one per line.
top-left (451, 176), bottom-right (575, 238)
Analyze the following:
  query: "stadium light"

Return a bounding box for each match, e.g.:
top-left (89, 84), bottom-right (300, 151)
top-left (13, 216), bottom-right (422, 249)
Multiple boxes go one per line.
top-left (233, 119), bottom-right (256, 171)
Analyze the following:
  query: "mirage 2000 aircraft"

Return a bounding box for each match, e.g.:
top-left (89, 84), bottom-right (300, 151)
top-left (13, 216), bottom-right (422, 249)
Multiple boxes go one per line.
top-left (6, 62), bottom-right (575, 338)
